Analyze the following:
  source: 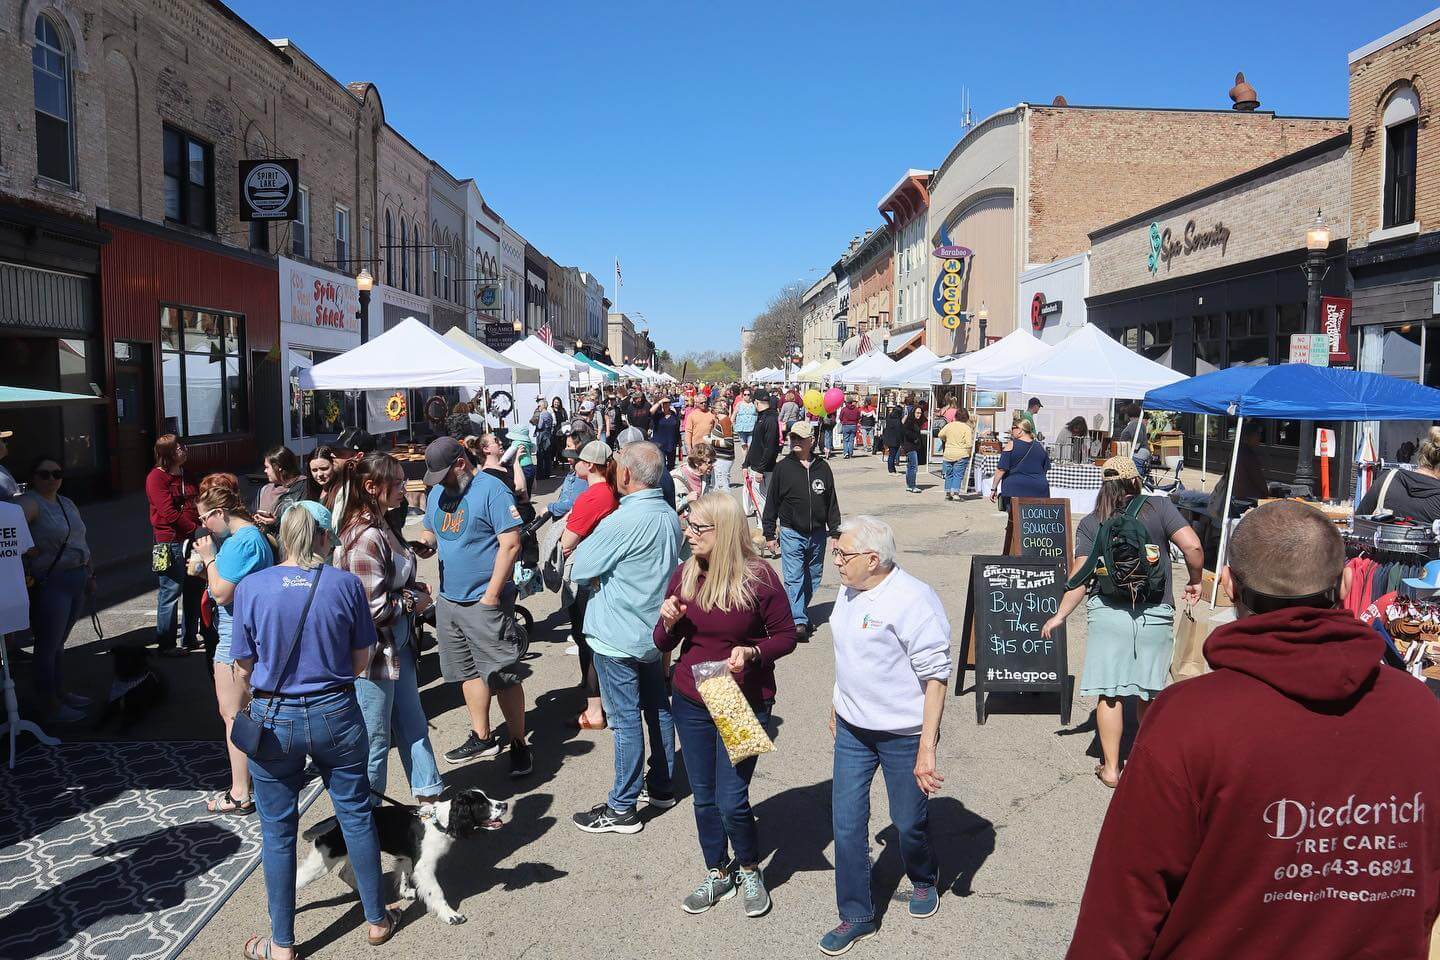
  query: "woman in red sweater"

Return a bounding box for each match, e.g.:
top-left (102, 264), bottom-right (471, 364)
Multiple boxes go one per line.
top-left (146, 434), bottom-right (200, 656)
top-left (654, 491), bottom-right (796, 919)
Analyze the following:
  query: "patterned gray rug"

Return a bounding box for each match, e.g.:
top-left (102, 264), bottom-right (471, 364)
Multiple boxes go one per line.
top-left (0, 741), bottom-right (321, 960)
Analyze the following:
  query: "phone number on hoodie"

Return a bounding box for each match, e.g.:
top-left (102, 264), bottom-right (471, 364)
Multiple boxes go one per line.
top-left (1274, 858), bottom-right (1414, 881)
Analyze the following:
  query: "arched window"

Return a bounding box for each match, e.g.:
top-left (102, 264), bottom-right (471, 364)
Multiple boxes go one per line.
top-left (400, 219), bottom-right (409, 291)
top-left (1383, 85), bottom-right (1420, 230)
top-left (384, 210), bottom-right (394, 286)
top-left (33, 14), bottom-right (74, 185)
top-left (413, 221), bottom-right (423, 297)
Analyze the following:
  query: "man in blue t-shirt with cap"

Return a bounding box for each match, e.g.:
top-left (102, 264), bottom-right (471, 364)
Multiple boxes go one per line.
top-left (416, 436), bottom-right (531, 775)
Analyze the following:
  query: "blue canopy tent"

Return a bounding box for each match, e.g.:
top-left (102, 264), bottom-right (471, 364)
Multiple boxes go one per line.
top-left (1142, 364), bottom-right (1440, 604)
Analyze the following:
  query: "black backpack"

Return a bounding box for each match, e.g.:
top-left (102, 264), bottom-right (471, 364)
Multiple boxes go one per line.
top-left (1067, 495), bottom-right (1166, 605)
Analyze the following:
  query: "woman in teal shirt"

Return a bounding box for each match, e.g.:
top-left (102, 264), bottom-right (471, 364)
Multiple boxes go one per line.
top-left (194, 483), bottom-right (274, 815)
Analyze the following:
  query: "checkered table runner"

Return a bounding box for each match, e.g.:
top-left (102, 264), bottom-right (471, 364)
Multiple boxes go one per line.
top-left (974, 453), bottom-right (1104, 490)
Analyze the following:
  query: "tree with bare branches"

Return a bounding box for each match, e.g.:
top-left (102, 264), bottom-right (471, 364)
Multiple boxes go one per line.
top-left (745, 281), bottom-right (806, 373)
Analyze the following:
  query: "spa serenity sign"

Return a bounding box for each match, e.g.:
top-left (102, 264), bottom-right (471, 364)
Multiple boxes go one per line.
top-left (1147, 218), bottom-right (1233, 275)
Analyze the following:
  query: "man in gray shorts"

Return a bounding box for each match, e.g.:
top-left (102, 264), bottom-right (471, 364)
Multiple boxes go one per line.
top-left (416, 437), bottom-right (531, 776)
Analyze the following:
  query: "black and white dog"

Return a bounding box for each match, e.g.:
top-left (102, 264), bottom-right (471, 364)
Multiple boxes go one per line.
top-left (296, 789), bottom-right (509, 925)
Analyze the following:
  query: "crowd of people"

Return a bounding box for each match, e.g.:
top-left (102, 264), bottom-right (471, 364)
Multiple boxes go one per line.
top-left (12, 369), bottom-right (1440, 959)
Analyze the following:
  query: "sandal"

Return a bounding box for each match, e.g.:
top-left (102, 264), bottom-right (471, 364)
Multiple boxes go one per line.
top-left (367, 908), bottom-right (402, 946)
top-left (1094, 765), bottom-right (1119, 790)
top-left (243, 935), bottom-right (301, 959)
top-left (208, 790), bottom-right (257, 815)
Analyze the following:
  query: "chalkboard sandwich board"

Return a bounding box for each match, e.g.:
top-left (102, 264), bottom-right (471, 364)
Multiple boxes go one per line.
top-left (1005, 497), bottom-right (1072, 560)
top-left (957, 555), bottom-right (1071, 725)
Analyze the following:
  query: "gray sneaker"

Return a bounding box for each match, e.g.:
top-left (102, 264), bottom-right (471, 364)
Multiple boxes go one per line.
top-left (737, 866), bottom-right (771, 918)
top-left (681, 868), bottom-right (737, 914)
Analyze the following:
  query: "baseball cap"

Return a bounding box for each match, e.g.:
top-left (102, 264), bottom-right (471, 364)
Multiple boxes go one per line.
top-left (753, 392), bottom-right (772, 407)
top-left (789, 421), bottom-right (815, 439)
top-left (1028, 397), bottom-right (1043, 408)
top-left (580, 400), bottom-right (595, 413)
top-left (1402, 559), bottom-right (1440, 592)
top-left (579, 440), bottom-right (613, 465)
top-left (1100, 455), bottom-right (1140, 481)
top-left (0, 430), bottom-right (11, 439)
top-left (616, 426), bottom-right (645, 447)
top-left (423, 436), bottom-right (465, 486)
top-left (335, 427), bottom-right (376, 454)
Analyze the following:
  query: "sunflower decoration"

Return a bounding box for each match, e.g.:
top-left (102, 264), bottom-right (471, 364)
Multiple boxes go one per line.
top-left (322, 397), bottom-right (341, 428)
top-left (385, 391), bottom-right (407, 421)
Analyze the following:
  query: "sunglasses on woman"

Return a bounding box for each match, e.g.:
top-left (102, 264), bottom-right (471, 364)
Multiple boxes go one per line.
top-left (34, 468), bottom-right (63, 480)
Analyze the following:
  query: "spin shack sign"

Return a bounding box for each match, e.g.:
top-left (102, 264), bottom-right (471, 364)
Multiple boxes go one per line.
top-left (1147, 218), bottom-right (1232, 275)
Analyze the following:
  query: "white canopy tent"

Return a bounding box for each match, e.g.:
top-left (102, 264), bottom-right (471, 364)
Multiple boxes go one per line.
top-left (878, 346), bottom-right (944, 389)
top-left (929, 329), bottom-right (1053, 387)
top-left (504, 337), bottom-right (595, 386)
top-left (442, 328), bottom-right (557, 422)
top-left (751, 367), bottom-right (784, 384)
top-left (976, 323), bottom-right (1185, 397)
top-left (298, 317), bottom-right (513, 391)
top-left (837, 350), bottom-right (898, 387)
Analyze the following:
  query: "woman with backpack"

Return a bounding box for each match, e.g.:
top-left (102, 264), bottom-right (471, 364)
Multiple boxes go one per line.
top-left (1040, 456), bottom-right (1203, 789)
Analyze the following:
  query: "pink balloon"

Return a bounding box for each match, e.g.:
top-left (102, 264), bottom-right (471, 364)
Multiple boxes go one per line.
top-left (823, 387), bottom-right (845, 414)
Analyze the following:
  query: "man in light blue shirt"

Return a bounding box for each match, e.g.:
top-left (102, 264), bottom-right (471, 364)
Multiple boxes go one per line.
top-left (569, 441), bottom-right (682, 835)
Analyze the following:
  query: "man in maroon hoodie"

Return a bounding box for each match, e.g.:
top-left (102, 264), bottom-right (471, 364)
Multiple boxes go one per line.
top-left (1068, 500), bottom-right (1440, 959)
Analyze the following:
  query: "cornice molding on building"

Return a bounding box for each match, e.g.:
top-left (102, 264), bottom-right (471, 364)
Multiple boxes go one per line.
top-left (1350, 7), bottom-right (1440, 63)
top-left (932, 106), bottom-right (1025, 189)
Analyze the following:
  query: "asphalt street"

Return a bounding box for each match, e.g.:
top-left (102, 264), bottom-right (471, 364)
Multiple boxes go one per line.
top-left (57, 451), bottom-right (1119, 960)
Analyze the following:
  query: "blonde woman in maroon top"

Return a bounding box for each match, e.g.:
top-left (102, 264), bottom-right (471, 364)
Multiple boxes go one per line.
top-left (654, 492), bottom-right (796, 918)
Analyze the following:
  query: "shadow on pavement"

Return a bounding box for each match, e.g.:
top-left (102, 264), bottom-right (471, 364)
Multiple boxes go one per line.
top-left (872, 796), bottom-right (997, 920)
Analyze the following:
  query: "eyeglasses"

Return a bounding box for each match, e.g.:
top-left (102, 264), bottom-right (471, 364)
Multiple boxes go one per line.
top-left (33, 469), bottom-right (63, 480)
top-left (683, 519), bottom-right (715, 534)
top-left (199, 508), bottom-right (224, 522)
top-left (831, 547), bottom-right (875, 564)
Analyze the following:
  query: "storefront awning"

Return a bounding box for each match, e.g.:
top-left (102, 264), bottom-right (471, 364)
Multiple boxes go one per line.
top-left (886, 327), bottom-right (924, 358)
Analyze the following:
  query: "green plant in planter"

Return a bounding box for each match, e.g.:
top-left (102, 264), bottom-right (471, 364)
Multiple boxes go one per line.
top-left (1146, 410), bottom-right (1177, 442)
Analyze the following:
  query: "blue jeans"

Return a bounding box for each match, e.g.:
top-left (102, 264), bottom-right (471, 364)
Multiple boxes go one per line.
top-left (30, 565), bottom-right (86, 700)
top-left (248, 687), bottom-right (386, 948)
top-left (738, 430), bottom-right (752, 445)
top-left (779, 526), bottom-right (826, 627)
top-left (905, 451), bottom-right (919, 489)
top-left (832, 716), bottom-right (937, 923)
top-left (155, 542), bottom-right (199, 650)
top-left (887, 446), bottom-right (900, 473)
top-left (672, 692), bottom-right (770, 868)
top-left (592, 652), bottom-right (675, 812)
top-left (840, 424), bottom-right (857, 457)
top-left (354, 618), bottom-right (443, 803)
top-left (943, 457), bottom-right (970, 494)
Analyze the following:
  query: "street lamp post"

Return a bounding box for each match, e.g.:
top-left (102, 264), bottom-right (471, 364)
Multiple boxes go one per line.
top-left (977, 302), bottom-right (989, 347)
top-left (1293, 210), bottom-right (1332, 497)
top-left (355, 268), bottom-right (373, 428)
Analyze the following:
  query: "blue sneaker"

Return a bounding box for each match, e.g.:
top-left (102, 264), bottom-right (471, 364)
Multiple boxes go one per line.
top-left (819, 920), bottom-right (878, 955)
top-left (908, 883), bottom-right (939, 918)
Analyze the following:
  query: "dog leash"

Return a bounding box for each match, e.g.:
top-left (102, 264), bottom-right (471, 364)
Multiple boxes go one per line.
top-left (370, 789), bottom-right (411, 808)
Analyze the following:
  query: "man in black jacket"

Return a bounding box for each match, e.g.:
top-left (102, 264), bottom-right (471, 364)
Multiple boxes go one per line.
top-left (742, 391), bottom-right (781, 522)
top-left (763, 421), bottom-right (842, 640)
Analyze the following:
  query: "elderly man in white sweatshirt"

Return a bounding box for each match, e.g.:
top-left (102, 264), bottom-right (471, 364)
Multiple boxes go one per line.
top-left (820, 515), bottom-right (951, 957)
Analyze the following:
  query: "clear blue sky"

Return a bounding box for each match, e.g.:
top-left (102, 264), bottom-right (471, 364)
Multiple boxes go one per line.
top-left (230, 0), bottom-right (1424, 356)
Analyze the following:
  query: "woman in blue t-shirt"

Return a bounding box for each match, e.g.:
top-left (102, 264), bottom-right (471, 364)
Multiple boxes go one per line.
top-left (194, 484), bottom-right (273, 815)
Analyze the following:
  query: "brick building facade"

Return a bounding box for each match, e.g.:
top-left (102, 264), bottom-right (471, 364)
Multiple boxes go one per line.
top-left (1347, 8), bottom-right (1440, 463)
top-left (923, 95), bottom-right (1345, 355)
top-left (1087, 133), bottom-right (1351, 482)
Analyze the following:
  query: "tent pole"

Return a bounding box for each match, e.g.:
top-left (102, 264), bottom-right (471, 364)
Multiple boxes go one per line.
top-left (1201, 415), bottom-right (1209, 490)
top-left (1211, 414), bottom-right (1244, 609)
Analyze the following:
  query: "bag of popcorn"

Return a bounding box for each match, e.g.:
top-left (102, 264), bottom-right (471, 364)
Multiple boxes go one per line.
top-left (692, 659), bottom-right (776, 765)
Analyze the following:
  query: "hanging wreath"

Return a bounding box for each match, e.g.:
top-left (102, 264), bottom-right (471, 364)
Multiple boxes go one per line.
top-left (489, 390), bottom-right (513, 420)
top-left (385, 391), bottom-right (407, 421)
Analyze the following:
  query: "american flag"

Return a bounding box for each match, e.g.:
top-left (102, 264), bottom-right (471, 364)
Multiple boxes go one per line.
top-left (615, 257), bottom-right (623, 287)
top-left (857, 331), bottom-right (872, 355)
top-left (536, 322), bottom-right (553, 346)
